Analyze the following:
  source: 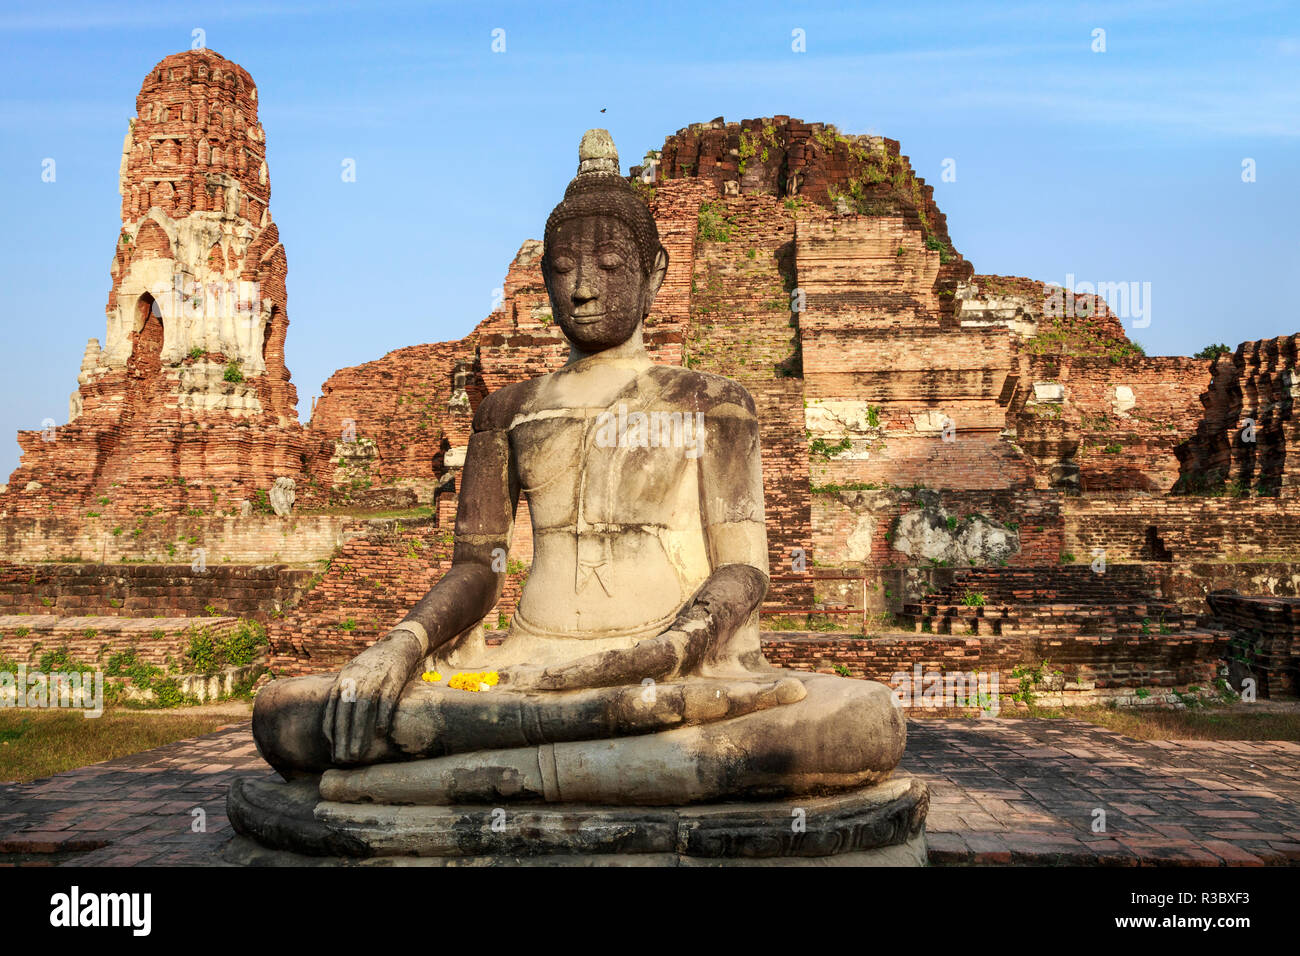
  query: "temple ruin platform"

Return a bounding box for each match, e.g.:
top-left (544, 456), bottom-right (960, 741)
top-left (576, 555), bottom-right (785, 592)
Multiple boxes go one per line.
top-left (1, 719), bottom-right (1296, 866)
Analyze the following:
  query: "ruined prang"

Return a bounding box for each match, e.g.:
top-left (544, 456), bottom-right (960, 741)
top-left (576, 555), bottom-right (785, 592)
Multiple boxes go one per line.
top-left (3, 49), bottom-right (306, 520)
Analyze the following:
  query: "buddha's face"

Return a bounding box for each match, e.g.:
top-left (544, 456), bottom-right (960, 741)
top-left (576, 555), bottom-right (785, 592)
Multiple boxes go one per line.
top-left (543, 216), bottom-right (665, 352)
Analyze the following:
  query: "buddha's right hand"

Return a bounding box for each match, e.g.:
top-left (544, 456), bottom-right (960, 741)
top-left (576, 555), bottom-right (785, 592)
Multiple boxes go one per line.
top-left (322, 627), bottom-right (424, 764)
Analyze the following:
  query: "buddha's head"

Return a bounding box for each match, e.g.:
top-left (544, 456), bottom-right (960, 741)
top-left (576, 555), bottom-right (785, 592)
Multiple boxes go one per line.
top-left (542, 130), bottom-right (668, 353)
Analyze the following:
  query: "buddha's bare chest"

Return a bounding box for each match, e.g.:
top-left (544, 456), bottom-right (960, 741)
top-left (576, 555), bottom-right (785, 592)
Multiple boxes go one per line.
top-left (509, 405), bottom-right (705, 530)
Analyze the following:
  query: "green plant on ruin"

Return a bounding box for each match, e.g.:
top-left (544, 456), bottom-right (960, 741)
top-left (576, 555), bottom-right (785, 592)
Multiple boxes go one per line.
top-left (184, 619), bottom-right (267, 672)
top-left (766, 615), bottom-right (802, 631)
top-left (338, 619), bottom-right (358, 631)
top-left (1194, 343), bottom-right (1231, 361)
top-left (961, 591), bottom-right (986, 607)
top-left (809, 435), bottom-right (852, 460)
top-left (1059, 552), bottom-right (1076, 564)
top-left (223, 360), bottom-right (244, 383)
top-left (102, 648), bottom-right (193, 708)
top-left (696, 201), bottom-right (734, 242)
top-left (1010, 658), bottom-right (1052, 705)
top-left (806, 614), bottom-right (842, 632)
top-left (832, 663), bottom-right (852, 677)
top-left (810, 480), bottom-right (880, 494)
top-left (737, 128), bottom-right (757, 173)
top-left (188, 346), bottom-right (204, 360)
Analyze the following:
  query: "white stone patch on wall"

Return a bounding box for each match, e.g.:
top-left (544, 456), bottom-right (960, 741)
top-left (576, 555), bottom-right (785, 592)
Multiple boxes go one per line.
top-left (845, 514), bottom-right (875, 562)
top-left (1112, 385), bottom-right (1135, 417)
top-left (910, 409), bottom-right (951, 436)
top-left (1033, 382), bottom-right (1065, 403)
top-left (805, 399), bottom-right (883, 459)
top-left (891, 505), bottom-right (1019, 566)
top-left (173, 364), bottom-right (263, 417)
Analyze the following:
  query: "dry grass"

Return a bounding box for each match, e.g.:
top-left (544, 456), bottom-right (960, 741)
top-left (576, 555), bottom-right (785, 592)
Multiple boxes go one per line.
top-left (0, 704), bottom-right (250, 783)
top-left (1025, 701), bottom-right (1300, 741)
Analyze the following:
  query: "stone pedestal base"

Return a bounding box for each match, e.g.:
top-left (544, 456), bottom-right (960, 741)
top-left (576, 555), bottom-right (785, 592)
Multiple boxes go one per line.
top-left (224, 774), bottom-right (929, 866)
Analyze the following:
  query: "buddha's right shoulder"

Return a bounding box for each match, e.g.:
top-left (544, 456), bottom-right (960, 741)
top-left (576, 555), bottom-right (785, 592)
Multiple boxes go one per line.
top-left (472, 380), bottom-right (540, 432)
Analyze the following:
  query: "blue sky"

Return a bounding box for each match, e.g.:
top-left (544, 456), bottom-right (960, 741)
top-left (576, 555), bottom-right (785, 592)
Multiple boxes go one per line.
top-left (1, 0), bottom-right (1297, 476)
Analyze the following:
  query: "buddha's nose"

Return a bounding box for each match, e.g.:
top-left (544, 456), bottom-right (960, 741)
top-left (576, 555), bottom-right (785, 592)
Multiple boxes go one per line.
top-left (572, 276), bottom-right (598, 305)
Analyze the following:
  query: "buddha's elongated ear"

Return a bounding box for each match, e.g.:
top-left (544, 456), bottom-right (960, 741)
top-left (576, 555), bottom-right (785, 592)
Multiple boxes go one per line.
top-left (643, 245), bottom-right (668, 313)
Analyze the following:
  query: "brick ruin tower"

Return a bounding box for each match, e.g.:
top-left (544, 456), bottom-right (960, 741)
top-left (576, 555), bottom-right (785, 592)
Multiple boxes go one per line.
top-left (3, 49), bottom-right (307, 519)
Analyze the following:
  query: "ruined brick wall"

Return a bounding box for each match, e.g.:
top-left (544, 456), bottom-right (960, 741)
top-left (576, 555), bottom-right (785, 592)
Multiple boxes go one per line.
top-left (1204, 591), bottom-right (1299, 695)
top-left (265, 518), bottom-right (527, 675)
top-left (760, 631), bottom-right (1226, 704)
top-left (0, 514), bottom-right (363, 564)
top-left (812, 488), bottom-right (1066, 570)
top-left (0, 562), bottom-right (310, 621)
top-left (1176, 335), bottom-right (1300, 495)
top-left (1014, 355), bottom-right (1209, 493)
top-left (305, 340), bottom-right (478, 507)
top-left (650, 116), bottom-right (961, 257)
top-left (684, 193), bottom-right (810, 601)
top-left (1065, 494), bottom-right (1300, 563)
top-left (1159, 562), bottom-right (1300, 614)
top-left (797, 217), bottom-right (1031, 493)
top-left (0, 617), bottom-right (240, 670)
top-left (4, 48), bottom-right (307, 522)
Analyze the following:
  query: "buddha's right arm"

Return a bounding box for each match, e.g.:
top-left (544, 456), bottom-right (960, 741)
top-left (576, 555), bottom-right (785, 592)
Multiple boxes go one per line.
top-left (394, 413), bottom-right (520, 656)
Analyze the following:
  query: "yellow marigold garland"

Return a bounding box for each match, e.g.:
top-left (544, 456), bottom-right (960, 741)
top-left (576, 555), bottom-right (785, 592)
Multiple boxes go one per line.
top-left (447, 671), bottom-right (499, 692)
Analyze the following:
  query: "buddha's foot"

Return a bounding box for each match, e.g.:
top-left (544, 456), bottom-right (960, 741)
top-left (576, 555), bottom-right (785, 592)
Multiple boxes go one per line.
top-left (318, 672), bottom-right (903, 805)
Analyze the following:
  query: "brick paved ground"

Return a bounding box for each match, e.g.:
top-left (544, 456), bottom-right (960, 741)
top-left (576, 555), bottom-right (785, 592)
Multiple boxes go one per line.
top-left (0, 718), bottom-right (1297, 866)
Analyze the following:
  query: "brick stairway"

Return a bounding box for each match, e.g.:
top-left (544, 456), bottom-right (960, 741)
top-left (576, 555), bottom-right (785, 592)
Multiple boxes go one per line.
top-left (900, 566), bottom-right (1205, 639)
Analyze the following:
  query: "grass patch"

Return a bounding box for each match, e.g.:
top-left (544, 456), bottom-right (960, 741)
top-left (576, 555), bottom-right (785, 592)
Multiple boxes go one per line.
top-left (0, 708), bottom-right (245, 783)
top-left (1023, 702), bottom-right (1300, 740)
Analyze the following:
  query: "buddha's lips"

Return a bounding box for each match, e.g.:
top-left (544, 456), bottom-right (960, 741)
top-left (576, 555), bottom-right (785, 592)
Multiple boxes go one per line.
top-left (572, 311), bottom-right (606, 324)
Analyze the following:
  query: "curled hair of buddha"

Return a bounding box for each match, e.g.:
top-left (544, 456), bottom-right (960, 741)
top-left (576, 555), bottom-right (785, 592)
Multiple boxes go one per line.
top-left (543, 129), bottom-right (664, 277)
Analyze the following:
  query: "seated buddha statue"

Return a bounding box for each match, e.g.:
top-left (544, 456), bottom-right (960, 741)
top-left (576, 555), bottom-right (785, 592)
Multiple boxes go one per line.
top-left (250, 130), bottom-right (906, 811)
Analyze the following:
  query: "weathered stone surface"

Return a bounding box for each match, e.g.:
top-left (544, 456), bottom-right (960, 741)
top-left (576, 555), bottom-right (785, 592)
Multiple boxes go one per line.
top-left (269, 477), bottom-right (295, 516)
top-left (890, 499), bottom-right (1019, 566)
top-left (225, 773), bottom-right (928, 864)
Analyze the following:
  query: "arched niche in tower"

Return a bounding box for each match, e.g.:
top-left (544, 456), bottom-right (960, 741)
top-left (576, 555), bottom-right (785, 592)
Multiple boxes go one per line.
top-left (126, 292), bottom-right (165, 389)
top-left (134, 218), bottom-right (172, 259)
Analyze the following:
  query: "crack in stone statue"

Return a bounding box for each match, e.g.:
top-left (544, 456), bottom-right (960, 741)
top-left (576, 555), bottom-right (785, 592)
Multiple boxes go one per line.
top-left (232, 130), bottom-right (926, 863)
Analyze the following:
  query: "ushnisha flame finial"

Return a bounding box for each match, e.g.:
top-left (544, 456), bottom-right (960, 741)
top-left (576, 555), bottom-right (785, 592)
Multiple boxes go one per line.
top-left (577, 129), bottom-right (619, 176)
